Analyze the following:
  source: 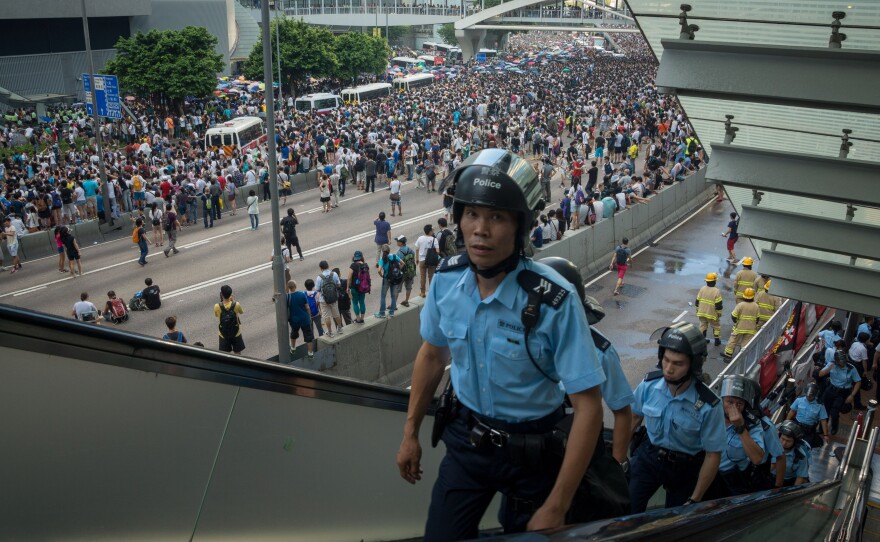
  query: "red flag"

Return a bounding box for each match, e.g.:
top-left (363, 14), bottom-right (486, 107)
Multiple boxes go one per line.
top-left (759, 353), bottom-right (778, 397)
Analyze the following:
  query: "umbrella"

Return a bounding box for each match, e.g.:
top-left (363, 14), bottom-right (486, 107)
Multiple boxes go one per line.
top-left (562, 68), bottom-right (571, 72)
top-left (39, 116), bottom-right (52, 122)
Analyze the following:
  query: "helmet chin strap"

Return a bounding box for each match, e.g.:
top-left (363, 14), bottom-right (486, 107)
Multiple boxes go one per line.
top-left (665, 373), bottom-right (691, 387)
top-left (469, 249), bottom-right (521, 279)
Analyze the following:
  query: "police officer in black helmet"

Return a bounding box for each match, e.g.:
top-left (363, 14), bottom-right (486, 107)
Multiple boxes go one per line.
top-left (628, 322), bottom-right (726, 512)
top-left (396, 150), bottom-right (606, 540)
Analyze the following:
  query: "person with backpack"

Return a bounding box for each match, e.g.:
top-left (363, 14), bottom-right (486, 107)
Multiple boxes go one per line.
top-left (414, 224), bottom-right (440, 298)
top-left (161, 316), bottom-right (187, 343)
top-left (316, 260), bottom-right (344, 337)
top-left (163, 203), bottom-right (180, 257)
top-left (274, 280), bottom-right (314, 359)
top-left (395, 236), bottom-right (417, 308)
top-left (347, 250), bottom-right (370, 324)
top-left (333, 267), bottom-right (352, 325)
top-left (609, 237), bottom-right (633, 296)
top-left (133, 218), bottom-right (149, 266)
top-left (303, 278), bottom-right (324, 337)
top-left (375, 244), bottom-right (403, 319)
top-left (102, 290), bottom-right (129, 323)
top-left (435, 218), bottom-right (457, 260)
top-left (280, 208), bottom-right (304, 261)
top-left (200, 187), bottom-right (213, 228)
top-left (214, 284), bottom-right (245, 354)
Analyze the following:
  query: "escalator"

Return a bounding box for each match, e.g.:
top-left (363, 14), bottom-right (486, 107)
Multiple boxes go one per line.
top-left (0, 304), bottom-right (874, 541)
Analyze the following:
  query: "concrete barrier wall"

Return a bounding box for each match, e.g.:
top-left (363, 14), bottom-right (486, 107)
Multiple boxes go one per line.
top-left (18, 230), bottom-right (56, 260)
top-left (315, 171), bottom-right (714, 386)
top-left (72, 220), bottom-right (105, 247)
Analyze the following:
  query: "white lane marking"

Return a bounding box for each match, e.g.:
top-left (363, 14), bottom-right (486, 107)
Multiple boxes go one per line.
top-left (586, 196), bottom-right (716, 287)
top-left (179, 239), bottom-right (211, 249)
top-left (162, 208), bottom-right (444, 299)
top-left (672, 310), bottom-right (689, 323)
top-left (13, 285), bottom-right (45, 296)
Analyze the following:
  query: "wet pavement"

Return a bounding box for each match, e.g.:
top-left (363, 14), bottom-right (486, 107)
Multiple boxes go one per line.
top-left (587, 196), bottom-right (759, 389)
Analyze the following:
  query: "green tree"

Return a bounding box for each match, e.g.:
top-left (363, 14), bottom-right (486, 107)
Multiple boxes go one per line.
top-left (243, 18), bottom-right (338, 98)
top-left (438, 23), bottom-right (457, 45)
top-left (384, 25), bottom-right (411, 45)
top-left (103, 26), bottom-right (223, 113)
top-left (334, 32), bottom-right (390, 82)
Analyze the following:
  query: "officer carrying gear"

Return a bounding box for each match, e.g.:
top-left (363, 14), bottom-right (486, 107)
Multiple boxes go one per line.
top-left (786, 382), bottom-right (830, 446)
top-left (715, 375), bottom-right (768, 497)
top-left (628, 321), bottom-right (725, 513)
top-left (397, 150), bottom-right (606, 541)
top-left (723, 287), bottom-right (760, 360)
top-left (733, 257), bottom-right (757, 303)
top-left (774, 421), bottom-right (812, 486)
top-left (540, 256), bottom-right (635, 465)
top-left (818, 349), bottom-right (862, 435)
top-left (696, 272), bottom-right (723, 346)
top-left (743, 378), bottom-right (786, 489)
top-left (754, 279), bottom-right (781, 330)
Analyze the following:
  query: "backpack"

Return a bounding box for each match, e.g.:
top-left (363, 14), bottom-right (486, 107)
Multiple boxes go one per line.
top-left (575, 188), bottom-right (586, 206)
top-left (386, 255), bottom-right (404, 286)
top-left (355, 263), bottom-right (371, 294)
top-left (50, 191), bottom-right (62, 209)
top-left (339, 165), bottom-right (349, 181)
top-left (35, 196), bottom-right (48, 212)
top-left (401, 248), bottom-right (416, 280)
top-left (282, 216), bottom-right (297, 240)
top-left (132, 176), bottom-right (143, 191)
top-left (320, 273), bottom-right (339, 304)
top-left (615, 246), bottom-right (629, 266)
top-left (424, 237), bottom-right (440, 266)
top-left (108, 298), bottom-right (127, 321)
top-left (163, 214), bottom-right (173, 231)
top-left (132, 227), bottom-right (141, 244)
top-left (218, 301), bottom-right (240, 340)
top-left (305, 291), bottom-right (319, 316)
top-left (438, 229), bottom-right (456, 258)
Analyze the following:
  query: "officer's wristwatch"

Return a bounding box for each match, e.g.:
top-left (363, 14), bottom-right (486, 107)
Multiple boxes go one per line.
top-left (684, 498), bottom-right (698, 505)
top-left (734, 424), bottom-right (746, 434)
top-left (619, 459), bottom-right (630, 474)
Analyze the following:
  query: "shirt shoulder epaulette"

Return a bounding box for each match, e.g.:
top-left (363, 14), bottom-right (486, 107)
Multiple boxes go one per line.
top-left (644, 369), bottom-right (663, 381)
top-left (516, 268), bottom-right (569, 310)
top-left (436, 253), bottom-right (469, 273)
top-left (590, 327), bottom-right (611, 353)
top-left (694, 380), bottom-right (721, 407)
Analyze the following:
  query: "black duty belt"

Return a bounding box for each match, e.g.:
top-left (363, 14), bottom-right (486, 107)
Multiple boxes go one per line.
top-left (460, 405), bottom-right (564, 450)
top-left (647, 441), bottom-right (703, 464)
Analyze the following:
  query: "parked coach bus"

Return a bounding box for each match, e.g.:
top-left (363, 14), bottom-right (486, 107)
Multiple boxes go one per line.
top-left (390, 56), bottom-right (424, 70)
top-left (204, 116), bottom-right (266, 156)
top-left (393, 73), bottom-right (436, 92)
top-left (340, 83), bottom-right (392, 103)
top-left (293, 93), bottom-right (341, 114)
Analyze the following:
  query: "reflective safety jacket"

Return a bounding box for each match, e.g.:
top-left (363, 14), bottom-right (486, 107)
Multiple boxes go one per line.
top-left (755, 291), bottom-right (781, 329)
top-left (734, 269), bottom-right (757, 300)
top-left (731, 300), bottom-right (760, 335)
top-left (696, 285), bottom-right (723, 321)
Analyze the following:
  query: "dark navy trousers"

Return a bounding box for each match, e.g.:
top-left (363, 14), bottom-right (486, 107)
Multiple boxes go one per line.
top-left (628, 441), bottom-right (702, 513)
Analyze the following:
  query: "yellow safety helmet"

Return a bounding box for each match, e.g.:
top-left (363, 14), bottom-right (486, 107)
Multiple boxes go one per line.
top-left (742, 257), bottom-right (754, 266)
top-left (764, 279), bottom-right (771, 291)
top-left (743, 288), bottom-right (755, 300)
top-left (705, 272), bottom-right (718, 282)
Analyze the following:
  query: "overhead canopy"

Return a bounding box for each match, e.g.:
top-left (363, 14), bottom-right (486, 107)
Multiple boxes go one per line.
top-left (626, 0), bottom-right (880, 314)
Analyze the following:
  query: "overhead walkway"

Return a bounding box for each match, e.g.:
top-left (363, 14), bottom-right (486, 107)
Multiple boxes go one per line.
top-left (1, 303), bottom-right (876, 541)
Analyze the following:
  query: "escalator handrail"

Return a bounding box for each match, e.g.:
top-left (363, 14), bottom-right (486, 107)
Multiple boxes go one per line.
top-left (540, 479), bottom-right (841, 541)
top-left (0, 303), bottom-right (415, 412)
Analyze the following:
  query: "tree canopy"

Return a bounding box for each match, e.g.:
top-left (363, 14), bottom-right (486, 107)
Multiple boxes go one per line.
top-left (437, 23), bottom-right (457, 45)
top-left (103, 26), bottom-right (223, 110)
top-left (243, 18), bottom-right (338, 97)
top-left (333, 32), bottom-right (390, 82)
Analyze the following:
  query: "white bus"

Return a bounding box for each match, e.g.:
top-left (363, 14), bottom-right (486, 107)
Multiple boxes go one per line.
top-left (435, 43), bottom-right (462, 61)
top-left (422, 41), bottom-right (437, 52)
top-left (393, 73), bottom-right (436, 92)
top-left (390, 56), bottom-right (424, 70)
top-left (418, 55), bottom-right (443, 67)
top-left (204, 116), bottom-right (266, 156)
top-left (293, 92), bottom-right (341, 114)
top-left (478, 48), bottom-right (498, 58)
top-left (340, 83), bottom-right (392, 103)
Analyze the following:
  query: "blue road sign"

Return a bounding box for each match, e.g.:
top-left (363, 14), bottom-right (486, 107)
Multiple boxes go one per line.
top-left (82, 74), bottom-right (122, 119)
top-left (475, 53), bottom-right (487, 63)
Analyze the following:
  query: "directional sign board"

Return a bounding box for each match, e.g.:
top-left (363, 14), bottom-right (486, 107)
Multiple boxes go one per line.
top-left (475, 53), bottom-right (486, 63)
top-left (82, 73), bottom-right (121, 119)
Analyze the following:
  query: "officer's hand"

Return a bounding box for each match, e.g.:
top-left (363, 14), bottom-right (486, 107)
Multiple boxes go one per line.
top-left (845, 395), bottom-right (854, 405)
top-left (396, 435), bottom-right (423, 485)
top-left (724, 402), bottom-right (742, 425)
top-left (527, 502), bottom-right (566, 532)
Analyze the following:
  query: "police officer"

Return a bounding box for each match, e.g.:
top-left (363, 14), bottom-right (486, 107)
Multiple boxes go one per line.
top-left (773, 421), bottom-right (812, 486)
top-left (819, 350), bottom-right (861, 435)
top-left (733, 257), bottom-right (757, 304)
top-left (786, 382), bottom-right (829, 447)
top-left (628, 322), bottom-right (725, 513)
top-left (723, 287), bottom-right (760, 360)
top-left (716, 375), bottom-right (768, 497)
top-left (744, 378), bottom-right (786, 489)
top-left (754, 279), bottom-right (781, 330)
top-left (396, 149), bottom-right (605, 541)
top-left (540, 256), bottom-right (635, 465)
top-left (695, 272), bottom-right (723, 346)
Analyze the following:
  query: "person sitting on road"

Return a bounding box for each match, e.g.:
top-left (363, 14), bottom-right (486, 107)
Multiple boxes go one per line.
top-left (102, 290), bottom-right (129, 324)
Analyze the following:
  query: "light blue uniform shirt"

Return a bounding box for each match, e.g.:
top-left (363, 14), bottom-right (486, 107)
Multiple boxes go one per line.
top-left (720, 423), bottom-right (766, 472)
top-left (825, 347), bottom-right (837, 365)
top-left (818, 329), bottom-right (842, 350)
top-left (790, 396), bottom-right (828, 425)
top-left (632, 377), bottom-right (726, 456)
top-left (773, 442), bottom-right (811, 481)
top-left (593, 330), bottom-right (635, 412)
top-left (824, 362), bottom-right (861, 389)
top-left (858, 323), bottom-right (871, 338)
top-left (420, 259), bottom-right (606, 423)
top-left (760, 416), bottom-right (784, 463)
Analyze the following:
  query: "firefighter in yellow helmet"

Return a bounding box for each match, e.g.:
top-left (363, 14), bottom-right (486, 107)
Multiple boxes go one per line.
top-left (755, 279), bottom-right (781, 330)
top-left (754, 273), bottom-right (770, 292)
top-left (696, 272), bottom-right (723, 346)
top-left (724, 287), bottom-right (760, 360)
top-left (733, 257), bottom-right (757, 304)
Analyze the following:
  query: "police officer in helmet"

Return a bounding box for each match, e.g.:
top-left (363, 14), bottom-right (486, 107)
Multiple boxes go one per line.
top-left (396, 149), bottom-right (606, 540)
top-left (716, 375), bottom-right (768, 496)
top-left (629, 322), bottom-right (725, 513)
top-left (773, 420), bottom-right (812, 486)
